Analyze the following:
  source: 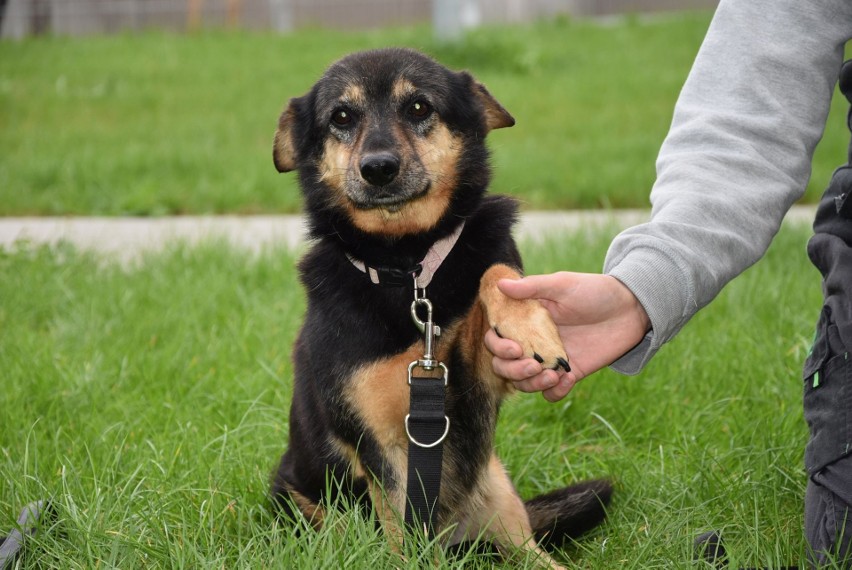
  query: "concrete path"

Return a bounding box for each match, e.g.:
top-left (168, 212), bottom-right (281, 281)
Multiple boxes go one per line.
top-left (0, 206), bottom-right (816, 262)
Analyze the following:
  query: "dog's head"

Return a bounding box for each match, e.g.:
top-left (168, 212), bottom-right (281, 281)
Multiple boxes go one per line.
top-left (273, 48), bottom-right (514, 239)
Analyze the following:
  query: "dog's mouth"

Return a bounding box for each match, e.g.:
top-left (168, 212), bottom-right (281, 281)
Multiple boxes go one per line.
top-left (347, 181), bottom-right (431, 212)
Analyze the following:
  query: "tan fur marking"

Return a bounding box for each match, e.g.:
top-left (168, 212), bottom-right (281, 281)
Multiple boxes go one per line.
top-left (328, 436), bottom-right (367, 478)
top-left (348, 344), bottom-right (417, 448)
top-left (273, 105), bottom-right (298, 172)
top-left (344, 191), bottom-right (451, 237)
top-left (347, 331), bottom-right (455, 449)
top-left (392, 78), bottom-right (417, 101)
top-left (473, 81), bottom-right (515, 132)
top-left (479, 264), bottom-right (523, 310)
top-left (479, 264), bottom-right (568, 371)
top-left (458, 299), bottom-right (515, 397)
top-left (319, 137), bottom-right (353, 194)
top-left (366, 476), bottom-right (406, 551)
top-left (412, 121), bottom-right (459, 224)
top-left (476, 455), bottom-right (565, 570)
top-left (283, 482), bottom-right (326, 529)
top-left (341, 84), bottom-right (366, 107)
top-left (329, 435), bottom-right (406, 548)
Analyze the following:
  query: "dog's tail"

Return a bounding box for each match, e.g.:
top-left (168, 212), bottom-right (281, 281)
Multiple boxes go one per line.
top-left (524, 479), bottom-right (613, 547)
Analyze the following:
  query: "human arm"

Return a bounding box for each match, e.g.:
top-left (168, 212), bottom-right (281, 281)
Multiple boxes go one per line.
top-left (606, 0), bottom-right (852, 373)
top-left (489, 0), bottom-right (852, 396)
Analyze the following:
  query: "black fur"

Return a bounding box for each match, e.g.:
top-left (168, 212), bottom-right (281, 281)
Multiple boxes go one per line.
top-left (269, 48), bottom-right (611, 560)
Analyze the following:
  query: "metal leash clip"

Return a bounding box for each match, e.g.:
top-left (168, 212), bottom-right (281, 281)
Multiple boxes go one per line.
top-left (406, 283), bottom-right (449, 448)
top-left (409, 289), bottom-right (444, 372)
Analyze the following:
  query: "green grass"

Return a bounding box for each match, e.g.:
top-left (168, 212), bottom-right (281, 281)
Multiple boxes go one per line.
top-left (2, 13), bottom-right (848, 215)
top-left (0, 223), bottom-right (824, 568)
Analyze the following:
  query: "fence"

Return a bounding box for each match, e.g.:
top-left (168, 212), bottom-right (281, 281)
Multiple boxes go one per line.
top-left (0, 0), bottom-right (719, 39)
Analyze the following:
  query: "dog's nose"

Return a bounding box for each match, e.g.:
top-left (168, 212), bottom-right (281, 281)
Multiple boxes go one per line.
top-left (359, 153), bottom-right (400, 187)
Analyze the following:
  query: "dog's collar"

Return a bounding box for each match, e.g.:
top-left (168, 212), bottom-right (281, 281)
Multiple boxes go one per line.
top-left (346, 222), bottom-right (465, 289)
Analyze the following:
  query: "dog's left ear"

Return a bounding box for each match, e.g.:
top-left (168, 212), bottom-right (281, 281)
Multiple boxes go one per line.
top-left (273, 99), bottom-right (300, 173)
top-left (470, 78), bottom-right (515, 132)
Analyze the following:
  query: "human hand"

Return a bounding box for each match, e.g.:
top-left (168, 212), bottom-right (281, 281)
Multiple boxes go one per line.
top-left (484, 272), bottom-right (650, 402)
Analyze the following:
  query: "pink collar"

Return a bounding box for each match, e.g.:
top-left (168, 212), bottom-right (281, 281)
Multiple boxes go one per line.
top-left (346, 222), bottom-right (465, 289)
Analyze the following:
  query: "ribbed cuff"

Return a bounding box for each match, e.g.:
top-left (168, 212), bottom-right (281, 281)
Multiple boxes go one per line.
top-left (604, 245), bottom-right (694, 375)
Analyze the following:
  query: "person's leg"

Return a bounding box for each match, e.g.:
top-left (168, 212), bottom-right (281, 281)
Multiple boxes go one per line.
top-left (803, 167), bottom-right (852, 566)
top-left (806, 456), bottom-right (852, 566)
top-left (802, 59), bottom-right (852, 567)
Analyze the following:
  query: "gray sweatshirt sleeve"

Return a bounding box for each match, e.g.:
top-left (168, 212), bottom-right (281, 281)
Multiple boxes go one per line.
top-left (603, 0), bottom-right (852, 375)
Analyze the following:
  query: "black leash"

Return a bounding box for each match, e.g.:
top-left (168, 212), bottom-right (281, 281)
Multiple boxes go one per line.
top-left (0, 499), bottom-right (52, 570)
top-left (403, 289), bottom-right (449, 538)
top-left (694, 530), bottom-right (799, 570)
top-left (404, 372), bottom-right (448, 534)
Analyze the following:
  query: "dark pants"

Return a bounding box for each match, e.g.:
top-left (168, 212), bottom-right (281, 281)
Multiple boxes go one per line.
top-left (802, 62), bottom-right (852, 568)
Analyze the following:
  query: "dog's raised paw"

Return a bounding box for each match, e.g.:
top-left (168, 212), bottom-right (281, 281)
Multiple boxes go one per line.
top-left (489, 298), bottom-right (570, 373)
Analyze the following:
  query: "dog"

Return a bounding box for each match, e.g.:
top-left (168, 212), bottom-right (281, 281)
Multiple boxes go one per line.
top-left (270, 47), bottom-right (612, 567)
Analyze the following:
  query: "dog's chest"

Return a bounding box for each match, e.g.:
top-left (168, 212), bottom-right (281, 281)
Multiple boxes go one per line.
top-left (343, 342), bottom-right (427, 448)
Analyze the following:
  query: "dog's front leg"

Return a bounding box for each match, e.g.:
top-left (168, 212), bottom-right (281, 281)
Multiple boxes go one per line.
top-left (344, 349), bottom-right (428, 550)
top-left (362, 456), bottom-right (408, 550)
top-left (479, 264), bottom-right (569, 374)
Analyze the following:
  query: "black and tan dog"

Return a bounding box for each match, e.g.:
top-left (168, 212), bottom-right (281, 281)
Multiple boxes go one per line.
top-left (270, 47), bottom-right (611, 567)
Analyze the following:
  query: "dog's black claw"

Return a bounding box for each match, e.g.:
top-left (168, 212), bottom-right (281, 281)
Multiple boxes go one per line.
top-left (493, 326), bottom-right (503, 339)
top-left (694, 530), bottom-right (728, 569)
top-left (554, 357), bottom-right (571, 373)
top-left (532, 352), bottom-right (544, 364)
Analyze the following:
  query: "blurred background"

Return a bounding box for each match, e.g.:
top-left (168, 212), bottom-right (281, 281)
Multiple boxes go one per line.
top-left (1, 0), bottom-right (846, 217)
top-left (2, 0), bottom-right (718, 38)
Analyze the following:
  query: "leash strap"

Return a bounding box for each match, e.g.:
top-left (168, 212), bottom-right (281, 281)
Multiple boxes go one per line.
top-left (403, 293), bottom-right (449, 538)
top-left (403, 373), bottom-right (448, 536)
top-left (0, 500), bottom-right (52, 570)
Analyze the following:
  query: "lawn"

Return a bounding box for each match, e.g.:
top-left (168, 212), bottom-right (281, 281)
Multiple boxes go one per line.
top-left (0, 222), bottom-right (823, 568)
top-left (1, 12), bottom-right (849, 216)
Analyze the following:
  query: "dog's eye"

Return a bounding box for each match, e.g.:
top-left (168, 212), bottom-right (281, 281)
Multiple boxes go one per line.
top-left (408, 101), bottom-right (432, 120)
top-left (331, 109), bottom-right (354, 128)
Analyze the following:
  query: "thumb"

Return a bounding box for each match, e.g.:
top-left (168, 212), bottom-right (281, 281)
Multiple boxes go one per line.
top-left (496, 273), bottom-right (573, 302)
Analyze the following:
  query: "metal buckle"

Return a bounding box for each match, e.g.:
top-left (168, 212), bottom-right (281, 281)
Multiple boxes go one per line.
top-left (404, 414), bottom-right (450, 448)
top-left (374, 263), bottom-right (422, 288)
top-left (407, 360), bottom-right (449, 385)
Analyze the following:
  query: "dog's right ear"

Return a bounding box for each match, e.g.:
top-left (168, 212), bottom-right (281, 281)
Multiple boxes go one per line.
top-left (273, 99), bottom-right (300, 173)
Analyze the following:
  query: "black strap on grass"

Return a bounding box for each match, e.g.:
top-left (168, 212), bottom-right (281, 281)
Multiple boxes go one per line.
top-left (0, 500), bottom-right (52, 570)
top-left (403, 375), bottom-right (447, 537)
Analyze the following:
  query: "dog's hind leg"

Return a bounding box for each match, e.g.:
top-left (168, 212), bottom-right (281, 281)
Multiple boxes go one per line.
top-left (270, 479), bottom-right (327, 530)
top-left (469, 455), bottom-right (566, 570)
top-left (270, 451), bottom-right (328, 530)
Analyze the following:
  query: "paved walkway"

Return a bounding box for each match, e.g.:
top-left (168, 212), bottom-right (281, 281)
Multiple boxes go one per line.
top-left (0, 206), bottom-right (816, 262)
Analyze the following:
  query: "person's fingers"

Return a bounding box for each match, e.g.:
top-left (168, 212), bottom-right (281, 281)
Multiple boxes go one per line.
top-left (542, 373), bottom-right (576, 402)
top-left (511, 368), bottom-right (560, 393)
top-left (492, 355), bottom-right (543, 382)
top-left (483, 327), bottom-right (524, 359)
